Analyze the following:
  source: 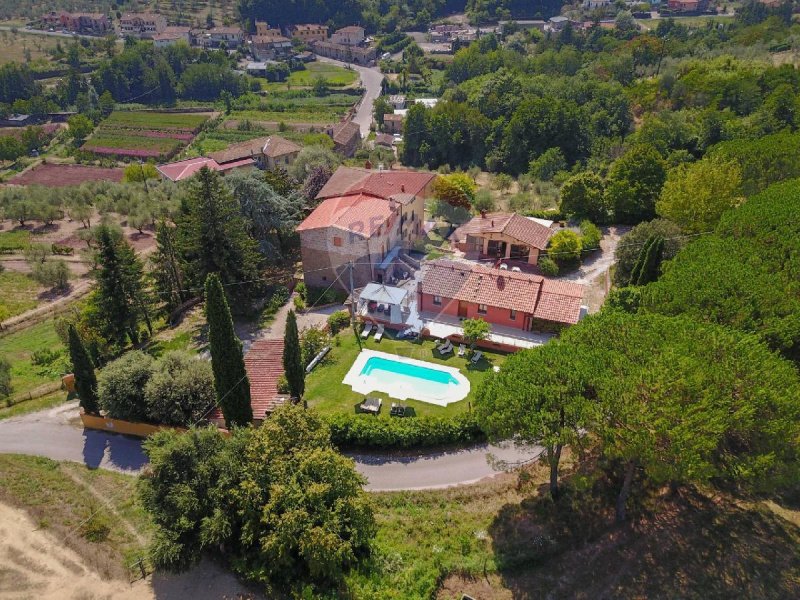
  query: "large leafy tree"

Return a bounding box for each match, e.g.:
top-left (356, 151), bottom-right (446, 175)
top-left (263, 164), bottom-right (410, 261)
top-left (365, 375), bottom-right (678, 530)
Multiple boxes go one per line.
top-left (97, 350), bottom-right (156, 422)
top-left (432, 173), bottom-right (476, 210)
top-left (559, 171), bottom-right (610, 224)
top-left (475, 341), bottom-right (597, 498)
top-left (656, 156), bottom-right (743, 233)
top-left (150, 220), bottom-right (187, 314)
top-left (283, 309), bottom-right (305, 401)
top-left (176, 167), bottom-right (263, 306)
top-left (67, 325), bottom-right (99, 414)
top-left (605, 144), bottom-right (667, 224)
top-left (613, 218), bottom-right (683, 287)
top-left (205, 273), bottom-right (252, 428)
top-left (139, 404), bottom-right (375, 591)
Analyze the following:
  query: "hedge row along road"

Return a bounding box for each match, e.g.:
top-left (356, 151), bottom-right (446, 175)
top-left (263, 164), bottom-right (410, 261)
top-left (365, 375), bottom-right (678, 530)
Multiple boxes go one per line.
top-left (0, 401), bottom-right (542, 490)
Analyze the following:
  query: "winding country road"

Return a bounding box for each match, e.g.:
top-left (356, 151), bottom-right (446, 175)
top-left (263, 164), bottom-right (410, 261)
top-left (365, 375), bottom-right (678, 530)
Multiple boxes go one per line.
top-left (0, 402), bottom-right (542, 490)
top-left (316, 56), bottom-right (384, 137)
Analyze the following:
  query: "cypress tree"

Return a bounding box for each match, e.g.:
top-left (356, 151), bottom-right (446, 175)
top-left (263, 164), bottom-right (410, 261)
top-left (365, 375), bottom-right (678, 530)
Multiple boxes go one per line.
top-left (68, 324), bottom-right (99, 414)
top-left (634, 236), bottom-right (664, 286)
top-left (629, 234), bottom-right (656, 286)
top-left (283, 309), bottom-right (305, 401)
top-left (205, 273), bottom-right (252, 428)
top-left (151, 220), bottom-right (187, 314)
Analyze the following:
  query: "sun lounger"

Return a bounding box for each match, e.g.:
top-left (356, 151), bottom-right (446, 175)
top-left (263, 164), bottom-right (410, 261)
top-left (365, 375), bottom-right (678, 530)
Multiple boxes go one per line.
top-left (436, 339), bottom-right (450, 352)
top-left (438, 341), bottom-right (453, 355)
top-left (390, 403), bottom-right (406, 417)
top-left (360, 397), bottom-right (382, 414)
top-left (361, 322), bottom-right (373, 338)
top-left (471, 350), bottom-right (483, 364)
top-left (458, 343), bottom-right (466, 357)
top-left (374, 324), bottom-right (385, 341)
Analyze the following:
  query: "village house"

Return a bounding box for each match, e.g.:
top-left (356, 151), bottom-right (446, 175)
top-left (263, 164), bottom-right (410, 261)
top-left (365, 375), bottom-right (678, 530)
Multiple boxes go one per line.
top-left (418, 259), bottom-right (585, 343)
top-left (291, 24), bottom-right (328, 43)
top-left (251, 35), bottom-right (294, 60)
top-left (331, 25), bottom-right (365, 46)
top-left (156, 157), bottom-right (224, 182)
top-left (388, 95), bottom-right (406, 110)
top-left (451, 211), bottom-right (556, 266)
top-left (374, 133), bottom-right (394, 148)
top-left (383, 113), bottom-right (404, 134)
top-left (153, 26), bottom-right (191, 48)
top-left (327, 120), bottom-right (362, 157)
top-left (255, 21), bottom-right (280, 36)
top-left (42, 11), bottom-right (110, 34)
top-left (208, 135), bottom-right (301, 170)
top-left (311, 40), bottom-right (377, 65)
top-left (206, 26), bottom-right (244, 48)
top-left (297, 167), bottom-right (436, 289)
top-left (119, 12), bottom-right (167, 39)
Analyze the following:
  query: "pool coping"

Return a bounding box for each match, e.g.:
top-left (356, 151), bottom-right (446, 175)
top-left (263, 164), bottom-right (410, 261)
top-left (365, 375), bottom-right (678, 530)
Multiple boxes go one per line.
top-left (342, 349), bottom-right (471, 407)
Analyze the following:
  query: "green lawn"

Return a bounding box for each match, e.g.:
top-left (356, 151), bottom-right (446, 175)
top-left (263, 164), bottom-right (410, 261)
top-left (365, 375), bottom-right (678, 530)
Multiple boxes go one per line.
top-left (262, 62), bottom-right (358, 91)
top-left (0, 318), bottom-right (66, 397)
top-left (0, 389), bottom-right (69, 420)
top-left (305, 330), bottom-right (506, 418)
top-left (0, 270), bottom-right (42, 319)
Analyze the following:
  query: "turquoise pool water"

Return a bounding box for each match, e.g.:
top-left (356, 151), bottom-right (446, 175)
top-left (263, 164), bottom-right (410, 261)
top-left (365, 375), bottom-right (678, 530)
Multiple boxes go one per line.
top-left (360, 356), bottom-right (459, 385)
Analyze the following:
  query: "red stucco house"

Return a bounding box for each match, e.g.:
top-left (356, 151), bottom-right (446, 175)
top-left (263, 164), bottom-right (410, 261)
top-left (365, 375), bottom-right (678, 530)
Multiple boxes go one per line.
top-left (418, 259), bottom-right (585, 334)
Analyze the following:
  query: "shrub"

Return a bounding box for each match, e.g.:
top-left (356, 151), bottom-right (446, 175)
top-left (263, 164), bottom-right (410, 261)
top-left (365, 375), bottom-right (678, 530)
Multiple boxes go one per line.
top-left (293, 295), bottom-right (306, 311)
top-left (547, 229), bottom-right (582, 267)
top-left (305, 286), bottom-right (348, 306)
top-left (276, 373), bottom-right (290, 394)
top-left (325, 413), bottom-right (485, 449)
top-left (327, 310), bottom-right (350, 335)
top-left (539, 256), bottom-right (559, 277)
top-left (97, 351), bottom-right (155, 421)
top-left (144, 352), bottom-right (215, 426)
top-left (301, 325), bottom-right (329, 368)
top-left (265, 286), bottom-right (289, 313)
top-left (295, 282), bottom-right (307, 302)
top-left (605, 286), bottom-right (642, 313)
top-left (31, 348), bottom-right (61, 366)
top-left (579, 220), bottom-right (602, 251)
top-left (0, 358), bottom-right (11, 399)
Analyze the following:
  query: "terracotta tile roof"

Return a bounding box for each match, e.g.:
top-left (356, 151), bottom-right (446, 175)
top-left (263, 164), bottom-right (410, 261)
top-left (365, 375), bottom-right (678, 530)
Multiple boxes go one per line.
top-left (209, 339), bottom-right (287, 422)
top-left (263, 135), bottom-right (301, 158)
top-left (336, 25), bottom-right (364, 33)
top-left (208, 136), bottom-right (272, 164)
top-left (331, 120), bottom-right (361, 146)
top-left (454, 212), bottom-right (554, 250)
top-left (296, 193), bottom-right (394, 236)
top-left (384, 113), bottom-right (403, 122)
top-left (316, 166), bottom-right (436, 200)
top-left (216, 157), bottom-right (256, 171)
top-left (156, 156), bottom-right (221, 182)
top-left (209, 26), bottom-right (243, 35)
top-left (420, 259), bottom-right (584, 325)
top-left (374, 133), bottom-right (394, 146)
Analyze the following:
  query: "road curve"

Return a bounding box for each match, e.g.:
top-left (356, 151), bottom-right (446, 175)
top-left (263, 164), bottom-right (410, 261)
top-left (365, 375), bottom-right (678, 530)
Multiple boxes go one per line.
top-left (316, 56), bottom-right (384, 138)
top-left (0, 402), bottom-right (541, 490)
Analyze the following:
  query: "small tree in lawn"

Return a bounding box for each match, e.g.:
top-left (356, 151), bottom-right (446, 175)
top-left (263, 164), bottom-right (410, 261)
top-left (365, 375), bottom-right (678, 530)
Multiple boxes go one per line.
top-left (462, 317), bottom-right (490, 352)
top-left (283, 309), bottom-right (305, 401)
top-left (205, 273), bottom-right (252, 428)
top-left (68, 324), bottom-right (99, 414)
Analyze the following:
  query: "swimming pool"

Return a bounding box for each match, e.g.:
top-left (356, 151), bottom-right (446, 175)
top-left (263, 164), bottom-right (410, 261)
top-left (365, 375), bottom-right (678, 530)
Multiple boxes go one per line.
top-left (342, 350), bottom-right (470, 407)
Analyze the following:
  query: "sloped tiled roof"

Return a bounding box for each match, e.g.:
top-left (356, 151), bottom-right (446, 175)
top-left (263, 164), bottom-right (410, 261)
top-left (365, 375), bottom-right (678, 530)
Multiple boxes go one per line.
top-left (316, 166), bottom-right (436, 200)
top-left (156, 156), bottom-right (221, 182)
top-left (263, 135), bottom-right (301, 158)
top-left (331, 120), bottom-right (361, 146)
top-left (454, 212), bottom-right (555, 250)
top-left (296, 193), bottom-right (394, 237)
top-left (420, 259), bottom-right (584, 325)
top-left (209, 338), bottom-right (287, 422)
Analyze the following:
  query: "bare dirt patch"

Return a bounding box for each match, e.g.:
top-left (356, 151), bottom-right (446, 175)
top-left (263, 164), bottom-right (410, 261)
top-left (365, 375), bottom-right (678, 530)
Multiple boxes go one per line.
top-left (6, 163), bottom-right (125, 187)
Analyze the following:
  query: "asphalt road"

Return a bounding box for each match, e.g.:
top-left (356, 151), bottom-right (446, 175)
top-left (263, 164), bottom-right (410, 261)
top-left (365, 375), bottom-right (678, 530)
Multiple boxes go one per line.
top-left (0, 25), bottom-right (101, 40)
top-left (316, 56), bottom-right (384, 137)
top-left (0, 402), bottom-right (542, 490)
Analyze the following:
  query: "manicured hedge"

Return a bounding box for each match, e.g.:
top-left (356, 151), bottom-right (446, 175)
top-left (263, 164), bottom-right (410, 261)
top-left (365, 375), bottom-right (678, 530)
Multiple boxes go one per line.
top-left (325, 412), bottom-right (486, 449)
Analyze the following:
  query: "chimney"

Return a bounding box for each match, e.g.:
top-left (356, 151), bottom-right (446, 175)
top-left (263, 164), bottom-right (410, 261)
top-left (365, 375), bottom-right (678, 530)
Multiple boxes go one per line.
top-left (401, 184), bottom-right (405, 192)
top-left (480, 209), bottom-right (487, 218)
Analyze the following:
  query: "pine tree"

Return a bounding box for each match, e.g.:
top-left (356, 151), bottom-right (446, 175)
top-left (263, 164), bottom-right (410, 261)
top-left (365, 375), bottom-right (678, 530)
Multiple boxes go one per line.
top-left (205, 273), bottom-right (252, 428)
top-left (151, 220), bottom-right (187, 313)
top-left (68, 324), bottom-right (99, 414)
top-left (283, 309), bottom-right (305, 401)
top-left (176, 167), bottom-right (262, 307)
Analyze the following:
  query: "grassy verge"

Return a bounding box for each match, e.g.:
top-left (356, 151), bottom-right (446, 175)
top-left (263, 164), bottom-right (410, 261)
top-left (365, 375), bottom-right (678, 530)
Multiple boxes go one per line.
top-left (0, 389), bottom-right (69, 420)
top-left (0, 317), bottom-right (66, 396)
top-left (229, 109), bottom-right (345, 124)
top-left (0, 454), bottom-right (153, 579)
top-left (261, 62), bottom-right (359, 91)
top-left (305, 329), bottom-right (506, 418)
top-left (0, 270), bottom-right (42, 318)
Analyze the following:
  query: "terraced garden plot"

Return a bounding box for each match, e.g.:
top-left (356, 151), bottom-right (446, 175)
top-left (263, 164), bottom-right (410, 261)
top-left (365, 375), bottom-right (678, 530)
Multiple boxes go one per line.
top-left (81, 111), bottom-right (211, 159)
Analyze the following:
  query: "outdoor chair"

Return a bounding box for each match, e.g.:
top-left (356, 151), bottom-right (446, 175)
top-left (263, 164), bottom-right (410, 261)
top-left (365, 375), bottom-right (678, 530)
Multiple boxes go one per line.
top-left (458, 343), bottom-right (466, 357)
top-left (470, 350), bottom-right (484, 364)
top-left (439, 341), bottom-right (453, 355)
top-left (361, 322), bottom-right (373, 338)
top-left (360, 397), bottom-right (382, 414)
top-left (374, 324), bottom-right (385, 341)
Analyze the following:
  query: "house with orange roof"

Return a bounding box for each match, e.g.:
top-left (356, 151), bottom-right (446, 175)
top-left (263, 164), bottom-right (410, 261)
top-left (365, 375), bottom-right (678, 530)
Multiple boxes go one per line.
top-left (297, 166), bottom-right (437, 289)
top-left (451, 211), bottom-right (557, 266)
top-left (418, 259), bottom-right (586, 347)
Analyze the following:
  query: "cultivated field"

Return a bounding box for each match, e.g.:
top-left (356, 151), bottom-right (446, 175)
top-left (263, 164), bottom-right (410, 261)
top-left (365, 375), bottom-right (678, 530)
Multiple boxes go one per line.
top-left (262, 62), bottom-right (359, 91)
top-left (81, 111), bottom-right (211, 160)
top-left (7, 163), bottom-right (125, 186)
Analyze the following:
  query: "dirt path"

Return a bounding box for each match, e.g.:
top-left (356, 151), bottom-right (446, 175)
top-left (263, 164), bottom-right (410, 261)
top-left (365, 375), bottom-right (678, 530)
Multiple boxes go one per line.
top-left (0, 278), bottom-right (92, 334)
top-left (0, 501), bottom-right (151, 600)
